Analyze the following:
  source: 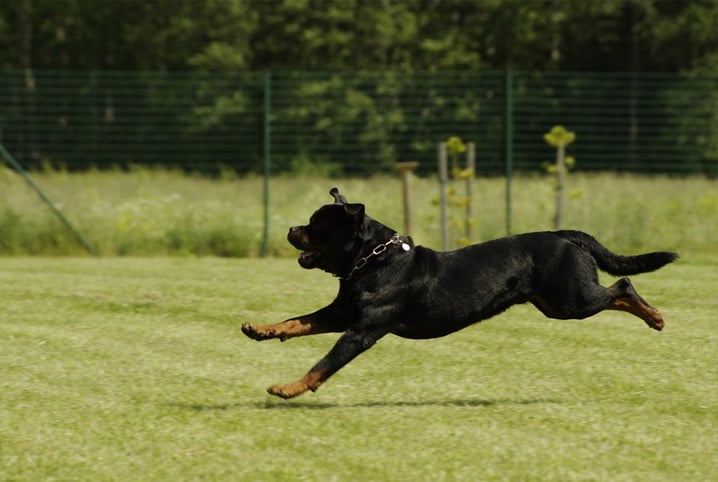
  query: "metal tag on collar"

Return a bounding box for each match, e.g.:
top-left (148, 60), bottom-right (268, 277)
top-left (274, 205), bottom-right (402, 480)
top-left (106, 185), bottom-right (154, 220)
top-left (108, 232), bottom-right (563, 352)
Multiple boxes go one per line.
top-left (391, 234), bottom-right (411, 252)
top-left (340, 234), bottom-right (410, 280)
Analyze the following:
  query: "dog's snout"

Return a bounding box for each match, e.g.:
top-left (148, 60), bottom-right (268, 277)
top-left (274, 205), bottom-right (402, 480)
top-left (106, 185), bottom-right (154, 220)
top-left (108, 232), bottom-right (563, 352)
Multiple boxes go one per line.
top-left (288, 225), bottom-right (306, 243)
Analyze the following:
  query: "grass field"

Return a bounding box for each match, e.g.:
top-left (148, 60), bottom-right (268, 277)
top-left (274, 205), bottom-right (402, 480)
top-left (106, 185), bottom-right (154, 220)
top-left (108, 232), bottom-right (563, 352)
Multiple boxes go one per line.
top-left (1, 168), bottom-right (717, 256)
top-left (1, 255), bottom-right (716, 481)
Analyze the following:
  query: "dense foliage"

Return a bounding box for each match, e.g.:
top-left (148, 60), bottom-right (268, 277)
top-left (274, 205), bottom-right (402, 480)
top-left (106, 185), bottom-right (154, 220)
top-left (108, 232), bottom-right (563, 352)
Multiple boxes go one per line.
top-left (0, 1), bottom-right (716, 176)
top-left (0, 0), bottom-right (718, 71)
top-left (2, 0), bottom-right (717, 73)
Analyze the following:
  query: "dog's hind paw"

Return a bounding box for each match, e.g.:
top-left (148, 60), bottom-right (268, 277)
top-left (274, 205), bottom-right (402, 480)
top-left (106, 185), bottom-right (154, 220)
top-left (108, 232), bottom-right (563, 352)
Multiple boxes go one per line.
top-left (644, 310), bottom-right (665, 331)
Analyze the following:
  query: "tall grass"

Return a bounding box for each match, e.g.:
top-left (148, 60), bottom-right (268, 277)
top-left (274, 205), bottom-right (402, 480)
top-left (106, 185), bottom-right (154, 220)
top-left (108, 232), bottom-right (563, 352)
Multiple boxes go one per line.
top-left (0, 164), bottom-right (715, 256)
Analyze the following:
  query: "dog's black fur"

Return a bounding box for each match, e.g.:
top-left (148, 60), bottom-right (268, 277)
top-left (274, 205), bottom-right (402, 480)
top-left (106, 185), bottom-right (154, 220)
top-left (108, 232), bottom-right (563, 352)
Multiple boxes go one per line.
top-left (242, 188), bottom-right (678, 399)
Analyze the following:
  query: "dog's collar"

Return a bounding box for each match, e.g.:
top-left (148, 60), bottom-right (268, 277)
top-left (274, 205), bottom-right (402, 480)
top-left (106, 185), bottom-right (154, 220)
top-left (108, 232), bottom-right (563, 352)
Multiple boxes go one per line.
top-left (337, 234), bottom-right (411, 280)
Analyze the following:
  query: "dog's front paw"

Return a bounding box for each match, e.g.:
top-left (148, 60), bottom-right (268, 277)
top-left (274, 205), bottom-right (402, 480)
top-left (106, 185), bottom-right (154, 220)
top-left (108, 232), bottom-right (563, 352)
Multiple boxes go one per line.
top-left (242, 323), bottom-right (275, 340)
top-left (267, 382), bottom-right (309, 399)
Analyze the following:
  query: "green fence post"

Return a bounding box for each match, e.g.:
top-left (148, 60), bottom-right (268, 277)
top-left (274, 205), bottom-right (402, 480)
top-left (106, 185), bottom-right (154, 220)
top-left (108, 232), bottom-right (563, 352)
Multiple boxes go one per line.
top-left (504, 69), bottom-right (514, 236)
top-left (0, 144), bottom-right (98, 256)
top-left (260, 70), bottom-right (271, 257)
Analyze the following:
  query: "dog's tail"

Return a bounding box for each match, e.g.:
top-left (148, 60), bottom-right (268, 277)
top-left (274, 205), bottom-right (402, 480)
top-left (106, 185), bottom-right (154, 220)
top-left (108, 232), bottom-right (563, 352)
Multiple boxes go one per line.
top-left (554, 230), bottom-right (678, 276)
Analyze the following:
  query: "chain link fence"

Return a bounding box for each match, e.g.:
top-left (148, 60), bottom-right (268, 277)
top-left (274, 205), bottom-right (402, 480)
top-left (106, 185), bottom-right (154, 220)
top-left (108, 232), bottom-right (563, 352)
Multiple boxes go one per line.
top-left (1, 69), bottom-right (716, 177)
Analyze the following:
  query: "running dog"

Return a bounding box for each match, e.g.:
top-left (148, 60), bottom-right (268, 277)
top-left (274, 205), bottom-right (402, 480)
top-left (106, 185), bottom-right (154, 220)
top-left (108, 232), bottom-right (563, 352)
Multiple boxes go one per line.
top-left (242, 188), bottom-right (677, 399)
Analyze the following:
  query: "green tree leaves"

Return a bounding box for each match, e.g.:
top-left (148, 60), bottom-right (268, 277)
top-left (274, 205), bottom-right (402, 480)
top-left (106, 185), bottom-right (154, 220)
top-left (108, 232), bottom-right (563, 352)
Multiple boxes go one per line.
top-left (1, 0), bottom-right (715, 72)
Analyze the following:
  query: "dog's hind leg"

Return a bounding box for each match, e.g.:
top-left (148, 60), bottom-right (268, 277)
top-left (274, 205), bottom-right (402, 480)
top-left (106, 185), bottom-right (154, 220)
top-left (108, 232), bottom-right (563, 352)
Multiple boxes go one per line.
top-left (606, 277), bottom-right (664, 331)
top-left (268, 327), bottom-right (390, 399)
top-left (530, 267), bottom-right (664, 330)
top-left (242, 304), bottom-right (347, 342)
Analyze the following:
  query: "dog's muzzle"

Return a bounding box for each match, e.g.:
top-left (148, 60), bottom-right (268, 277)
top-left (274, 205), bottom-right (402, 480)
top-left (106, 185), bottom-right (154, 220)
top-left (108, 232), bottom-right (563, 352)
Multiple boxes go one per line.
top-left (288, 226), bottom-right (322, 269)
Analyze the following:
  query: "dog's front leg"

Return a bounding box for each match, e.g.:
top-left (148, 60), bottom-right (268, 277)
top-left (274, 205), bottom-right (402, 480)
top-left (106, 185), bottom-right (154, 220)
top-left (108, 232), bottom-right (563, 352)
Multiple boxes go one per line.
top-left (268, 327), bottom-right (390, 399)
top-left (242, 304), bottom-right (346, 342)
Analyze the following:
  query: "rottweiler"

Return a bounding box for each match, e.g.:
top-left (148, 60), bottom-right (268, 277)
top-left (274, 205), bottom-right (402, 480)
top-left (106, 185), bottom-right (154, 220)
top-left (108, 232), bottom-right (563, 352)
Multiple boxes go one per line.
top-left (242, 188), bottom-right (678, 399)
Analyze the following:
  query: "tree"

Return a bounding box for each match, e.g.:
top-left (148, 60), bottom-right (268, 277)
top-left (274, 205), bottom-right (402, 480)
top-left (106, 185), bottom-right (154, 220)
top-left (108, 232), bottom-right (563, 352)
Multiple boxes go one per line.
top-left (544, 125), bottom-right (576, 230)
top-left (1, 0), bottom-right (715, 72)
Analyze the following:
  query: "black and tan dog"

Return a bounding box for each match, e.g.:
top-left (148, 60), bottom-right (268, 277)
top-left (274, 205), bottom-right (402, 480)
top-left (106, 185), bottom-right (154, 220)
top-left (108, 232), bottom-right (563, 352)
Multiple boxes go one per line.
top-left (242, 188), bottom-right (677, 399)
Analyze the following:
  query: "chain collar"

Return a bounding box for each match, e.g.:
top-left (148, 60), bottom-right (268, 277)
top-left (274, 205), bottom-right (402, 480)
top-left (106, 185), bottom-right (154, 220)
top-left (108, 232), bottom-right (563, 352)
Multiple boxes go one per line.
top-left (337, 234), bottom-right (411, 280)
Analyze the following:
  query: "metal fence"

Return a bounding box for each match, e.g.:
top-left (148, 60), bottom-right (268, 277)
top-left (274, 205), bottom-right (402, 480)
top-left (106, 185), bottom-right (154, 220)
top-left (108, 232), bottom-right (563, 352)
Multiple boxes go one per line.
top-left (1, 69), bottom-right (716, 177)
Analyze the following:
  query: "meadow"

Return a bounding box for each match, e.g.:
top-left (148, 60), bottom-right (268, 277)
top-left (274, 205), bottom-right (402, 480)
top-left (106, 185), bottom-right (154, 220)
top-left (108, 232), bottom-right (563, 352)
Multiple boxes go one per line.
top-left (1, 169), bottom-right (716, 480)
top-left (0, 166), bottom-right (716, 257)
top-left (0, 255), bottom-right (716, 481)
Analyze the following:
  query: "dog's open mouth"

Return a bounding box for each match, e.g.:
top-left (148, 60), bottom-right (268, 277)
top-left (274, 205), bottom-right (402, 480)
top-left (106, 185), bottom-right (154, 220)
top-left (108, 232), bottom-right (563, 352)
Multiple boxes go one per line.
top-left (298, 250), bottom-right (322, 269)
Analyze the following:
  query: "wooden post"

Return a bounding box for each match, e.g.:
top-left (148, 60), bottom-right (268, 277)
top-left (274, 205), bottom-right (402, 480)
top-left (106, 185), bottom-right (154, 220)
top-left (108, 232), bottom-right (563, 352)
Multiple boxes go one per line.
top-left (465, 142), bottom-right (475, 240)
top-left (438, 142), bottom-right (448, 251)
top-left (554, 144), bottom-right (565, 230)
top-left (395, 161), bottom-right (419, 237)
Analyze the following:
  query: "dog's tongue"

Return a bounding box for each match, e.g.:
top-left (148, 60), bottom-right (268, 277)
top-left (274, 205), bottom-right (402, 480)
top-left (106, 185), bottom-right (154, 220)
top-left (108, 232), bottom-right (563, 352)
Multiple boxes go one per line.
top-left (299, 251), bottom-right (314, 259)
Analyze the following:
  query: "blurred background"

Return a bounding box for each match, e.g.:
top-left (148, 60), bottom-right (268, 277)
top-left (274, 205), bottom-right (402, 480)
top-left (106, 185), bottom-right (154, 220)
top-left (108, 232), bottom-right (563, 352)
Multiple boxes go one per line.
top-left (2, 0), bottom-right (716, 175)
top-left (0, 0), bottom-right (716, 255)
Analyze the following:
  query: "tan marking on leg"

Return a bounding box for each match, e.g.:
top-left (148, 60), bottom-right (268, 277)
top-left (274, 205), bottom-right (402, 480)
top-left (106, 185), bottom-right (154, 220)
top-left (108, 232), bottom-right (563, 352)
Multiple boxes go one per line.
top-left (242, 318), bottom-right (332, 341)
top-left (267, 370), bottom-right (325, 399)
top-left (608, 298), bottom-right (664, 331)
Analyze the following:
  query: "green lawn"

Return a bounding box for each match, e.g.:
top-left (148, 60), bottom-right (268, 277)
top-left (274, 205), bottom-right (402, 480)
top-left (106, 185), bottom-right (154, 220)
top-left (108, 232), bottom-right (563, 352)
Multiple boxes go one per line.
top-left (1, 256), bottom-right (716, 481)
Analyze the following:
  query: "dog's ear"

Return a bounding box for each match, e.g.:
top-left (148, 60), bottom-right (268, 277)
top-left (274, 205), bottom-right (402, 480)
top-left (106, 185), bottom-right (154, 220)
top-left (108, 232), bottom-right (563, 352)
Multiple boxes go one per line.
top-left (343, 203), bottom-right (365, 227)
top-left (330, 187), bottom-right (349, 204)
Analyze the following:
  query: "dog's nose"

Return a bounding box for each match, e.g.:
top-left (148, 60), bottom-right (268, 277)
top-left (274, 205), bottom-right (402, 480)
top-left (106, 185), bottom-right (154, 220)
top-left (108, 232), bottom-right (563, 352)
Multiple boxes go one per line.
top-left (288, 226), bottom-right (302, 241)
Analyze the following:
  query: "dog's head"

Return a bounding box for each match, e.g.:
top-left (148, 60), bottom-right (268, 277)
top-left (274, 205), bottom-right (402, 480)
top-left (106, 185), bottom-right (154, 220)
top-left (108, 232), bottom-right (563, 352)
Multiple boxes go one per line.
top-left (288, 188), bottom-right (366, 275)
